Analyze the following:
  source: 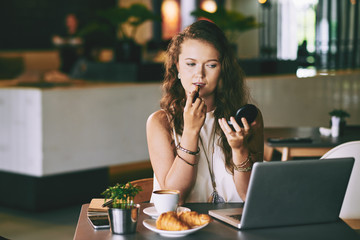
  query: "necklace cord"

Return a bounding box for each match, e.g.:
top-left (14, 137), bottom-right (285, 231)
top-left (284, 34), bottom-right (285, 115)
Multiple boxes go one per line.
top-left (199, 125), bottom-right (217, 190)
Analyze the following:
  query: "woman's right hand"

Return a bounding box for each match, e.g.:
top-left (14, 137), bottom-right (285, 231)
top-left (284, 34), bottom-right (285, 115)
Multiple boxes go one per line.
top-left (183, 88), bottom-right (206, 134)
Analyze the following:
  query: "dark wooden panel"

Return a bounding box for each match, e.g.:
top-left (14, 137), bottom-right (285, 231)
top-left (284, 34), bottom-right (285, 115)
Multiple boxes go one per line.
top-left (0, 168), bottom-right (109, 211)
top-left (0, 0), bottom-right (115, 50)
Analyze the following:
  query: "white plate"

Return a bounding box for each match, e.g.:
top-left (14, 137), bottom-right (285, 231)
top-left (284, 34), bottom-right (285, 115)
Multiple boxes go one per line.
top-left (143, 219), bottom-right (208, 238)
top-left (143, 206), bottom-right (191, 219)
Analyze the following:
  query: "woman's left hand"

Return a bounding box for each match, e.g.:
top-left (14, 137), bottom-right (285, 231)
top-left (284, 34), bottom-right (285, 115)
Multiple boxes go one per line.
top-left (218, 117), bottom-right (253, 150)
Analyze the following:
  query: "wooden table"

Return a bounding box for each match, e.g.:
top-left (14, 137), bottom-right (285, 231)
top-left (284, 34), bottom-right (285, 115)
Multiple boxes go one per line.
top-left (264, 126), bottom-right (360, 161)
top-left (73, 203), bottom-right (360, 240)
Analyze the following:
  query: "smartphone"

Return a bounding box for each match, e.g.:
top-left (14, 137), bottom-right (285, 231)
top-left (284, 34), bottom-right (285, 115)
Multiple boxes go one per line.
top-left (87, 215), bottom-right (110, 229)
top-left (228, 104), bottom-right (258, 128)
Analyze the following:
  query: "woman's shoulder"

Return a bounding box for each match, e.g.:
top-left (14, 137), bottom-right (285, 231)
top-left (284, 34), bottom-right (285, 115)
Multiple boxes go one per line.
top-left (147, 109), bottom-right (171, 130)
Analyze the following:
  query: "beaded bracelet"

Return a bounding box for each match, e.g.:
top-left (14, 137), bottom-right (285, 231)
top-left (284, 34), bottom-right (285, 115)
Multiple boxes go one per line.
top-left (176, 143), bottom-right (200, 155)
top-left (177, 153), bottom-right (198, 167)
top-left (236, 155), bottom-right (251, 168)
top-left (234, 154), bottom-right (253, 172)
top-left (234, 165), bottom-right (252, 172)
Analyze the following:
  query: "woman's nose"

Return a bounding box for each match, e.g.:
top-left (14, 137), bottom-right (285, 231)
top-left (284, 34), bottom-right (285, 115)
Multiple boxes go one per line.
top-left (195, 65), bottom-right (205, 77)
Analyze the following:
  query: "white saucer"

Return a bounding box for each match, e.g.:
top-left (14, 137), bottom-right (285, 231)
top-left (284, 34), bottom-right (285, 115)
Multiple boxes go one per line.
top-left (143, 206), bottom-right (191, 219)
top-left (143, 218), bottom-right (208, 237)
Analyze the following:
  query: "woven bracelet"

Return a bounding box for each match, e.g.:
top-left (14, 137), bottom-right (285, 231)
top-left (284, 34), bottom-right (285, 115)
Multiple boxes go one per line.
top-left (176, 143), bottom-right (200, 155)
top-left (234, 165), bottom-right (252, 172)
top-left (237, 154), bottom-right (253, 167)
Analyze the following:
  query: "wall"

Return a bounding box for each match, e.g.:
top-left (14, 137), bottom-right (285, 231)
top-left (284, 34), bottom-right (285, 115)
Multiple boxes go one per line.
top-left (247, 72), bottom-right (360, 127)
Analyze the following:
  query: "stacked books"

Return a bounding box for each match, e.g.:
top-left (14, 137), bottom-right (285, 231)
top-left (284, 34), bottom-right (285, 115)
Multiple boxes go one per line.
top-left (87, 198), bottom-right (111, 229)
top-left (87, 198), bottom-right (111, 216)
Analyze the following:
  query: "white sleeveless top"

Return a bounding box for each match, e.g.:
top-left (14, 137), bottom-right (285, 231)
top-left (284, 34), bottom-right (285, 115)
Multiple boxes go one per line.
top-left (151, 111), bottom-right (243, 203)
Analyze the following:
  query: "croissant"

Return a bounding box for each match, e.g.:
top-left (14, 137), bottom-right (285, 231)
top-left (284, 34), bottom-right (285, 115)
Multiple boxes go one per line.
top-left (156, 211), bottom-right (191, 231)
top-left (178, 211), bottom-right (212, 226)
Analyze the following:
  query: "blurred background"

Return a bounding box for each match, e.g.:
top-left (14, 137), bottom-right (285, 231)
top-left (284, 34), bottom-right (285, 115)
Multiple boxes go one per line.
top-left (1, 0), bottom-right (359, 77)
top-left (0, 0), bottom-right (359, 239)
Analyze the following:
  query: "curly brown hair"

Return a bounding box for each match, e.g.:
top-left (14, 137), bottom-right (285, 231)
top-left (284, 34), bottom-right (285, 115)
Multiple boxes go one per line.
top-left (160, 20), bottom-right (249, 173)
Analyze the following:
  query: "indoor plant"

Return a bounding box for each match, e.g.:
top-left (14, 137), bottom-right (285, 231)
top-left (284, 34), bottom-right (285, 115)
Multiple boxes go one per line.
top-left (329, 109), bottom-right (350, 119)
top-left (102, 182), bottom-right (142, 234)
top-left (98, 3), bottom-right (161, 62)
top-left (79, 3), bottom-right (160, 62)
top-left (191, 7), bottom-right (261, 45)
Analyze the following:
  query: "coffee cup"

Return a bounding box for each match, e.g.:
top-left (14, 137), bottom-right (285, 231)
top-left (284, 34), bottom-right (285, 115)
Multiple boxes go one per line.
top-left (153, 190), bottom-right (180, 215)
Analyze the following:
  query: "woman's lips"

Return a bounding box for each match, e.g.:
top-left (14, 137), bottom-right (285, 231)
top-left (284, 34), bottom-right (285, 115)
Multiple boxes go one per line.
top-left (193, 83), bottom-right (205, 87)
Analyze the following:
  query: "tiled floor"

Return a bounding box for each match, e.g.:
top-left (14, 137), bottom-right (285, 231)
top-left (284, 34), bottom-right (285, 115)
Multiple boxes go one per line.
top-left (0, 204), bottom-right (82, 240)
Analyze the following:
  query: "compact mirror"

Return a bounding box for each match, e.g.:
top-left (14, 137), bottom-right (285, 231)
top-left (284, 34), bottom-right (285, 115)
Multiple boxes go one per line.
top-left (227, 104), bottom-right (258, 128)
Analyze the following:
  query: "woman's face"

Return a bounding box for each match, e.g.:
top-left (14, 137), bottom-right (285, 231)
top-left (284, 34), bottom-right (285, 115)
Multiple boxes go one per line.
top-left (177, 39), bottom-right (221, 100)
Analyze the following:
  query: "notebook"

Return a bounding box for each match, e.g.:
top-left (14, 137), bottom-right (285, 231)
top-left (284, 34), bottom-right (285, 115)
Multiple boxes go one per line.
top-left (87, 198), bottom-right (110, 216)
top-left (209, 158), bottom-right (354, 229)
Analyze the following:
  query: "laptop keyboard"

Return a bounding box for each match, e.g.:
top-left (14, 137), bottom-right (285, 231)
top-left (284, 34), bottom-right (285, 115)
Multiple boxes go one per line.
top-left (229, 214), bottom-right (242, 221)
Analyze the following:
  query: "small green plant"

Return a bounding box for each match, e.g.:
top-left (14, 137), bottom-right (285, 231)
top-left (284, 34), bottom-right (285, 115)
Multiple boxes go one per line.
top-left (78, 3), bottom-right (161, 48)
top-left (102, 182), bottom-right (142, 209)
top-left (97, 3), bottom-right (161, 42)
top-left (329, 109), bottom-right (350, 119)
top-left (191, 7), bottom-right (261, 43)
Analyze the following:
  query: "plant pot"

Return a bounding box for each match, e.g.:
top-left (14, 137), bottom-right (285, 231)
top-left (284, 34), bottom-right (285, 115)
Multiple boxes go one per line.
top-left (339, 120), bottom-right (346, 136)
top-left (107, 204), bottom-right (140, 234)
top-left (329, 118), bottom-right (346, 136)
top-left (114, 40), bottom-right (142, 63)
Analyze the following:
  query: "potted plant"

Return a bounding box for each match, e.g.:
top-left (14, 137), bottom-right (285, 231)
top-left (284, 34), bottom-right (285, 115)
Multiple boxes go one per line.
top-left (191, 7), bottom-right (261, 50)
top-left (78, 3), bottom-right (160, 63)
top-left (329, 109), bottom-right (350, 136)
top-left (98, 3), bottom-right (161, 62)
top-left (77, 20), bottom-right (116, 62)
top-left (102, 182), bottom-right (142, 234)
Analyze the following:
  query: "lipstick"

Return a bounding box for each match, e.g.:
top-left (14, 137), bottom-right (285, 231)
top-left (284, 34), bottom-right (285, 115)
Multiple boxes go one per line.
top-left (192, 85), bottom-right (200, 103)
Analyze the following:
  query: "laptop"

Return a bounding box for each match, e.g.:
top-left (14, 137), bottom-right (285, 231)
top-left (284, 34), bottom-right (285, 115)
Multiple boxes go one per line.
top-left (208, 158), bottom-right (354, 229)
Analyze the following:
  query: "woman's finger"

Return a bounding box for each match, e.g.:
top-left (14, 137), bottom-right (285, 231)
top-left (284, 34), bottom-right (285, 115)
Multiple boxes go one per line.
top-left (184, 89), bottom-right (197, 110)
top-left (241, 117), bottom-right (250, 132)
top-left (230, 117), bottom-right (242, 133)
top-left (219, 118), bottom-right (233, 134)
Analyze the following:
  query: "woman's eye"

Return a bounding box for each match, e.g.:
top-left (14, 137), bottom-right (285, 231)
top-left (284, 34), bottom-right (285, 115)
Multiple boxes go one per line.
top-left (207, 64), bottom-right (217, 68)
top-left (186, 63), bottom-right (196, 67)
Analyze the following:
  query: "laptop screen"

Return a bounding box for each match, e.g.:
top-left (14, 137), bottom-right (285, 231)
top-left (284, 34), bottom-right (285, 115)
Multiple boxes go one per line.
top-left (209, 158), bottom-right (354, 229)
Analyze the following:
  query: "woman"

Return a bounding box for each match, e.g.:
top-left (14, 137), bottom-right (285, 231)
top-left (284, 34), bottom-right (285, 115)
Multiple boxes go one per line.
top-left (147, 20), bottom-right (264, 204)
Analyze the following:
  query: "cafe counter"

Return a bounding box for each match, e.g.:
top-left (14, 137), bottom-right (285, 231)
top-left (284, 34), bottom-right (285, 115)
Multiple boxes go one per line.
top-left (0, 81), bottom-right (161, 210)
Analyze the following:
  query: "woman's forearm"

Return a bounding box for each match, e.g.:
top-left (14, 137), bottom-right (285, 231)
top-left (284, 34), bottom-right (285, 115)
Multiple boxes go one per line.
top-left (162, 129), bottom-right (200, 203)
top-left (232, 148), bottom-right (252, 201)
